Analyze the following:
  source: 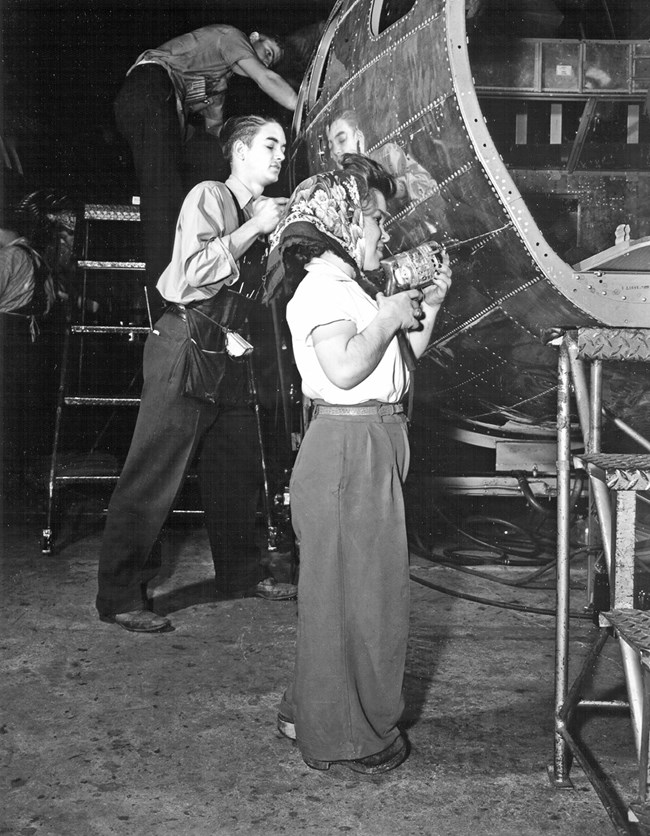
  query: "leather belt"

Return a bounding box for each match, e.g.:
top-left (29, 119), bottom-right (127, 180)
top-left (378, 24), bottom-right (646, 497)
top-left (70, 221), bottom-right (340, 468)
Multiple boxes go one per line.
top-left (312, 403), bottom-right (404, 417)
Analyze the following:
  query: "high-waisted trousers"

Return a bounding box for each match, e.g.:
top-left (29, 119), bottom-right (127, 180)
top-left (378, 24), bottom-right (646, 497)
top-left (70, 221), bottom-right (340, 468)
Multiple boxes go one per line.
top-left (280, 408), bottom-right (410, 762)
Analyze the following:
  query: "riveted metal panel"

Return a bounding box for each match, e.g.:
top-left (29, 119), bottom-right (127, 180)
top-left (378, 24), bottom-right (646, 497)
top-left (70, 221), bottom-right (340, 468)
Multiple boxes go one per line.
top-left (291, 0), bottom-right (650, 430)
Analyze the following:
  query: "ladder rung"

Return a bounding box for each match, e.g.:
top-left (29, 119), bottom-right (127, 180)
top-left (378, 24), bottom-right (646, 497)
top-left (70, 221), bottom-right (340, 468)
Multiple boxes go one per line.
top-left (576, 327), bottom-right (650, 362)
top-left (64, 397), bottom-right (140, 406)
top-left (84, 204), bottom-right (140, 221)
top-left (53, 474), bottom-right (200, 485)
top-left (55, 475), bottom-right (119, 483)
top-left (78, 260), bottom-right (146, 271)
top-left (71, 325), bottom-right (150, 335)
top-left (579, 453), bottom-right (650, 491)
top-left (600, 609), bottom-right (650, 654)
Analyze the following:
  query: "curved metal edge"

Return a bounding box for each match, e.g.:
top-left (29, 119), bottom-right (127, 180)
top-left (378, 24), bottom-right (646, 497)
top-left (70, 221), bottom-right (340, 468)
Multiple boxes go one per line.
top-left (445, 0), bottom-right (650, 328)
top-left (289, 0), bottom-right (346, 152)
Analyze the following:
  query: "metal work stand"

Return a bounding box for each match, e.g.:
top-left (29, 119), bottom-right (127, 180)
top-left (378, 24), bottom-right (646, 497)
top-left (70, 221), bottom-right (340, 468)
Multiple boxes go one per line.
top-left (551, 328), bottom-right (650, 835)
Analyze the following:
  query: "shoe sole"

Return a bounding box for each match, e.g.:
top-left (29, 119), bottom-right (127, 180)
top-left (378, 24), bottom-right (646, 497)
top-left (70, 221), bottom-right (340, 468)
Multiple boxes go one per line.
top-left (304, 758), bottom-right (331, 771)
top-left (99, 614), bottom-right (173, 633)
top-left (277, 716), bottom-right (297, 740)
top-left (345, 740), bottom-right (408, 774)
top-left (304, 738), bottom-right (408, 775)
top-left (255, 581), bottom-right (297, 601)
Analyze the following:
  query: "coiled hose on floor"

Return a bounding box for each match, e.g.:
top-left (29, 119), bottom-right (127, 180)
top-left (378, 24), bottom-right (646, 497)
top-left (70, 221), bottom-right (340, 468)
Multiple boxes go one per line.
top-left (408, 472), bottom-right (594, 620)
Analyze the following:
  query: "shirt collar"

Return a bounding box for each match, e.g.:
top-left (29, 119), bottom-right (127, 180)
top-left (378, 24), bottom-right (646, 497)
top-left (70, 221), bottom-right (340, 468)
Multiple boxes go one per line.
top-left (225, 175), bottom-right (254, 211)
top-left (305, 256), bottom-right (355, 281)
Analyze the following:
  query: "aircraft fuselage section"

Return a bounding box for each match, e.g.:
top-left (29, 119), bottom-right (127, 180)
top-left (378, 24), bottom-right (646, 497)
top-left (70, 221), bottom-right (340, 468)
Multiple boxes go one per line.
top-left (291, 0), bottom-right (650, 428)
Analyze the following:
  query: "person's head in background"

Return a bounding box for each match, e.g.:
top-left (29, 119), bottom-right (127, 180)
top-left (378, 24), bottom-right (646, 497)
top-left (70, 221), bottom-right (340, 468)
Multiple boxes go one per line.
top-left (327, 110), bottom-right (366, 167)
top-left (10, 190), bottom-right (61, 252)
top-left (249, 32), bottom-right (284, 69)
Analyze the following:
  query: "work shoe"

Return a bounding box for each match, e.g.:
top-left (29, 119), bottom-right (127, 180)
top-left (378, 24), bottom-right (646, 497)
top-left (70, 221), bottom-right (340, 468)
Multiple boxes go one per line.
top-left (303, 733), bottom-right (409, 774)
top-left (277, 712), bottom-right (296, 740)
top-left (255, 578), bottom-right (297, 601)
top-left (101, 609), bottom-right (173, 633)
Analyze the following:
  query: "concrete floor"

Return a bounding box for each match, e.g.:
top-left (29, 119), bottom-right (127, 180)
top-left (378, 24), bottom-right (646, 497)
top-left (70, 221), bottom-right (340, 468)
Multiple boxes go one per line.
top-left (0, 495), bottom-right (640, 836)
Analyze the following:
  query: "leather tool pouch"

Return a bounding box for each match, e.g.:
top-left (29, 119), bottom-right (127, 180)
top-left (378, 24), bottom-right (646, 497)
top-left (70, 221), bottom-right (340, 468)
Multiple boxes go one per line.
top-left (181, 187), bottom-right (267, 405)
top-left (182, 292), bottom-right (250, 405)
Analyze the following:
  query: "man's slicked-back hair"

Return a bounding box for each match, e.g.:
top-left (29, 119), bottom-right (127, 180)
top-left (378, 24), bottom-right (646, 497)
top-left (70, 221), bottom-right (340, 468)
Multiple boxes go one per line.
top-left (220, 115), bottom-right (282, 163)
top-left (338, 153), bottom-right (397, 208)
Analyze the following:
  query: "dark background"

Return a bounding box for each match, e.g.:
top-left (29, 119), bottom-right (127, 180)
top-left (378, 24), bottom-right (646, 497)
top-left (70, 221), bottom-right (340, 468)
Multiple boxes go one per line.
top-left (0, 2), bottom-right (338, 511)
top-left (1, 0), bottom-right (335, 212)
top-left (3, 0), bottom-right (649, 213)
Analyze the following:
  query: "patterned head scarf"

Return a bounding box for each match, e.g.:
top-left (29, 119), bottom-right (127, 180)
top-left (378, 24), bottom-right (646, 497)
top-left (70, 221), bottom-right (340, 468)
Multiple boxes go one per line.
top-left (264, 170), bottom-right (384, 303)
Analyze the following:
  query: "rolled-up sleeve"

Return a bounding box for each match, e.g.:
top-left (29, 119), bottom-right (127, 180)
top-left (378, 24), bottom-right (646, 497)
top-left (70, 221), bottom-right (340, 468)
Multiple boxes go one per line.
top-left (288, 275), bottom-right (355, 346)
top-left (179, 184), bottom-right (240, 288)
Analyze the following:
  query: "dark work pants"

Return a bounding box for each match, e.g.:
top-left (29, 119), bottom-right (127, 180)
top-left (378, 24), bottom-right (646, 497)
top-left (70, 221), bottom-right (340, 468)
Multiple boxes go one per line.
top-left (96, 309), bottom-right (264, 617)
top-left (113, 64), bottom-right (229, 320)
top-left (114, 65), bottom-right (185, 319)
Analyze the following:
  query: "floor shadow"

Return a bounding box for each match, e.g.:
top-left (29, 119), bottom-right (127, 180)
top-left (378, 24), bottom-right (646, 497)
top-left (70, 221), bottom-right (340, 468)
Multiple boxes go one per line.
top-left (49, 501), bottom-right (107, 553)
top-left (401, 605), bottom-right (452, 730)
top-left (151, 578), bottom-right (265, 616)
top-left (151, 579), bottom-right (221, 616)
top-left (151, 523), bottom-right (205, 588)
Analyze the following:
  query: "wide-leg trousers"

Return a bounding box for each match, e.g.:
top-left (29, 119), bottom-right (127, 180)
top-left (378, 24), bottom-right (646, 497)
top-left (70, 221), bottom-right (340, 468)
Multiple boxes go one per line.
top-left (280, 410), bottom-right (410, 762)
top-left (96, 309), bottom-right (263, 617)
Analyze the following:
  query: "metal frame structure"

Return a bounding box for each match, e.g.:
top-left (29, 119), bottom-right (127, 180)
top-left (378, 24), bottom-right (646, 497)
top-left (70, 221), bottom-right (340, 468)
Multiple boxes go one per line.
top-left (552, 327), bottom-right (650, 834)
top-left (42, 203), bottom-right (150, 554)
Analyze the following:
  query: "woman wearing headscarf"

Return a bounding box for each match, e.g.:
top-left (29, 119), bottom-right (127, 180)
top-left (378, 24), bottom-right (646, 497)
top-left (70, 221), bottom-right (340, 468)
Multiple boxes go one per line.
top-left (265, 154), bottom-right (452, 773)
